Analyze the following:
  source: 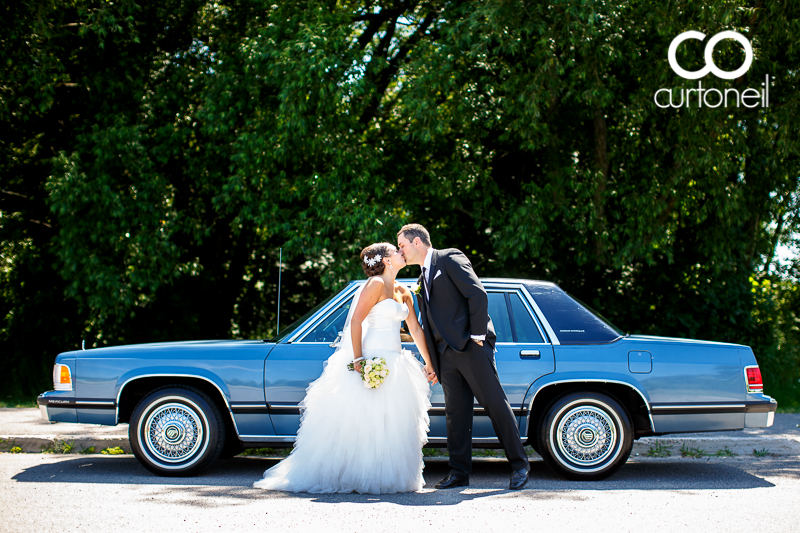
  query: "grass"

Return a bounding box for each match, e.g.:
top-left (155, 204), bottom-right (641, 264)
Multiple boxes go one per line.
top-left (646, 441), bottom-right (672, 457)
top-left (422, 448), bottom-right (448, 457)
top-left (100, 446), bottom-right (127, 455)
top-left (0, 396), bottom-right (37, 408)
top-left (42, 439), bottom-right (74, 454)
top-left (239, 447), bottom-right (291, 457)
top-left (680, 443), bottom-right (706, 458)
top-left (472, 449), bottom-right (503, 457)
top-left (78, 446), bottom-right (95, 454)
top-left (713, 446), bottom-right (737, 457)
top-left (753, 447), bottom-right (770, 457)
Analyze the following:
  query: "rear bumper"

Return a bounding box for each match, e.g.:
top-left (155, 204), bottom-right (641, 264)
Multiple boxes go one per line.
top-left (744, 396), bottom-right (778, 428)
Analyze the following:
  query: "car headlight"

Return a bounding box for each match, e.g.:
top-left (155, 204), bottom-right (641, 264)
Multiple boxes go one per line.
top-left (53, 363), bottom-right (73, 391)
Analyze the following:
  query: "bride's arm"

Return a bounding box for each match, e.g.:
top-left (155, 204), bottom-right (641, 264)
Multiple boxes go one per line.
top-left (350, 278), bottom-right (384, 372)
top-left (399, 286), bottom-right (438, 384)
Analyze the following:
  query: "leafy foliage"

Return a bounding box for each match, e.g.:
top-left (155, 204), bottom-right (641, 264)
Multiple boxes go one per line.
top-left (1, 0), bottom-right (798, 405)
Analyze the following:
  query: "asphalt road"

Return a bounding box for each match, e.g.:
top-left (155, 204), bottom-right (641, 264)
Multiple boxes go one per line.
top-left (2, 454), bottom-right (799, 533)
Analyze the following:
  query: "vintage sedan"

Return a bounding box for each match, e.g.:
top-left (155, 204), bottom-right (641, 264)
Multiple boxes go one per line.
top-left (38, 278), bottom-right (777, 480)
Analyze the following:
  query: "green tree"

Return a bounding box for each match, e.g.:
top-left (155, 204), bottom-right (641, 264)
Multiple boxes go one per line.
top-left (2, 0), bottom-right (798, 406)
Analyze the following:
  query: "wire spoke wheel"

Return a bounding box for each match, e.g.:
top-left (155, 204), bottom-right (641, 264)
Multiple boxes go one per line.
top-left (538, 391), bottom-right (633, 481)
top-left (144, 402), bottom-right (205, 463)
top-left (129, 386), bottom-right (225, 477)
top-left (556, 406), bottom-right (617, 467)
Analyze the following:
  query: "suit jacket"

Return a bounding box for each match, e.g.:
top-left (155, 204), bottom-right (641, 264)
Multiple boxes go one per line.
top-left (417, 248), bottom-right (496, 376)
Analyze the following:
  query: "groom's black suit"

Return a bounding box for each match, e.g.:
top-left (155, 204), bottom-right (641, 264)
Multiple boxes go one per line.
top-left (417, 249), bottom-right (528, 476)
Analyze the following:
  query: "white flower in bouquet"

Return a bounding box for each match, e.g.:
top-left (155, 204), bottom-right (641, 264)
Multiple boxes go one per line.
top-left (347, 357), bottom-right (389, 388)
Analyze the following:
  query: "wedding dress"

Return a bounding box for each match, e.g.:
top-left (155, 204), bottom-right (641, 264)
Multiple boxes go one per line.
top-left (254, 291), bottom-right (432, 494)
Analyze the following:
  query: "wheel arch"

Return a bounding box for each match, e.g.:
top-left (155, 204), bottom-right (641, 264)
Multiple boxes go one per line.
top-left (525, 380), bottom-right (654, 440)
top-left (116, 374), bottom-right (240, 441)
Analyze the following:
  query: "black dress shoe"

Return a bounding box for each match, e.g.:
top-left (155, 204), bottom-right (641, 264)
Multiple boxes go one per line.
top-left (509, 467), bottom-right (529, 490)
top-left (435, 473), bottom-right (470, 489)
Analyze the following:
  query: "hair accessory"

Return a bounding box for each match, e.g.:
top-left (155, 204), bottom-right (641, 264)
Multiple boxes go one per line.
top-left (364, 254), bottom-right (381, 267)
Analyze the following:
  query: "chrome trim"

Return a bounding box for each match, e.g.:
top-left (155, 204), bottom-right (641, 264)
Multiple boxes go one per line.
top-left (39, 403), bottom-right (50, 422)
top-left (75, 401), bottom-right (115, 406)
top-left (743, 365), bottom-right (763, 394)
top-left (287, 283), bottom-right (361, 343)
top-left (526, 379), bottom-right (654, 433)
top-left (502, 286), bottom-right (551, 345)
top-left (520, 286), bottom-right (560, 345)
top-left (115, 374), bottom-right (242, 436)
top-left (520, 350), bottom-right (541, 358)
top-left (231, 404), bottom-right (268, 409)
top-left (239, 435), bottom-right (296, 442)
top-left (651, 404), bottom-right (746, 410)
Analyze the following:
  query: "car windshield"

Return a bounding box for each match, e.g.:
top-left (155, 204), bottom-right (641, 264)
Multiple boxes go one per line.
top-left (267, 290), bottom-right (341, 343)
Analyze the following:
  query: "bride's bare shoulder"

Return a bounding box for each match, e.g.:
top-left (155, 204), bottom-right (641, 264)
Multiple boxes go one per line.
top-left (362, 276), bottom-right (386, 296)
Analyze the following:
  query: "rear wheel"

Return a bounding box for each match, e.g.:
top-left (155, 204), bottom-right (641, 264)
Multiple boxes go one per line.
top-left (537, 391), bottom-right (633, 481)
top-left (129, 386), bottom-right (225, 476)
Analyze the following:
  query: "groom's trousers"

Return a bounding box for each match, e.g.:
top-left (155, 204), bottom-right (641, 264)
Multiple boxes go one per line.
top-left (437, 342), bottom-right (529, 476)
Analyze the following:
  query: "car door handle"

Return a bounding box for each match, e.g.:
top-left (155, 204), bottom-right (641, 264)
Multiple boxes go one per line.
top-left (519, 350), bottom-right (540, 359)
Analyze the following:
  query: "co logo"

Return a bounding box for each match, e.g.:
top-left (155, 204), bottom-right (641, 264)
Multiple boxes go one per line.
top-left (668, 31), bottom-right (753, 80)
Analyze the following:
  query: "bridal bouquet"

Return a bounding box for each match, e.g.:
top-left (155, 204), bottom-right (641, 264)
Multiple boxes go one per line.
top-left (347, 357), bottom-right (389, 388)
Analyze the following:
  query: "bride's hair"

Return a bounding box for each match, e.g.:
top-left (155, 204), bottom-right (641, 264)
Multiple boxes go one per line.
top-left (360, 243), bottom-right (392, 277)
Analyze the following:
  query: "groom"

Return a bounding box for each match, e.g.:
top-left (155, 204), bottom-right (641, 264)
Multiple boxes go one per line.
top-left (397, 224), bottom-right (529, 490)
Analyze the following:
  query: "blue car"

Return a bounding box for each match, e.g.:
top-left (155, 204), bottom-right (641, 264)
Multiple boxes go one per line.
top-left (38, 279), bottom-right (777, 480)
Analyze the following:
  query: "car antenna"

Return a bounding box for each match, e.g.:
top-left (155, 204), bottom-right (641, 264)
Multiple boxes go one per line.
top-left (276, 247), bottom-right (282, 335)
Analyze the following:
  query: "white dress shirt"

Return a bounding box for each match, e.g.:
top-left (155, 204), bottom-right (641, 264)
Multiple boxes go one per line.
top-left (421, 247), bottom-right (485, 342)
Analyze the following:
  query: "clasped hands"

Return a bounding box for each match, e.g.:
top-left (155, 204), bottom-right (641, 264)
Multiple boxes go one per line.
top-left (424, 365), bottom-right (438, 385)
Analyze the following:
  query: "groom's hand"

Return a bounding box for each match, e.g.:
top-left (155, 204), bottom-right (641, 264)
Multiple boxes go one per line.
top-left (424, 365), bottom-right (438, 385)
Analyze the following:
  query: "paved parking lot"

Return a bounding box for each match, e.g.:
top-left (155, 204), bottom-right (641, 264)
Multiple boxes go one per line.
top-left (2, 452), bottom-right (800, 532)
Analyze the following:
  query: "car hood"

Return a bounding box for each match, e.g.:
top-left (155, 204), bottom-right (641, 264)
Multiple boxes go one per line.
top-left (62, 339), bottom-right (273, 358)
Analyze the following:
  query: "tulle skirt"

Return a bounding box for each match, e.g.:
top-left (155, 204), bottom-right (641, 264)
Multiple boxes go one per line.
top-left (253, 346), bottom-right (432, 494)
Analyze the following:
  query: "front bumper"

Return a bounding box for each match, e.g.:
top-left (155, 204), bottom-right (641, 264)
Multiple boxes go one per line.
top-left (37, 391), bottom-right (78, 424)
top-left (37, 394), bottom-right (49, 421)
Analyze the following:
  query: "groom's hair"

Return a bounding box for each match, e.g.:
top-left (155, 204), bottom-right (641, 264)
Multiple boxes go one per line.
top-left (397, 224), bottom-right (432, 247)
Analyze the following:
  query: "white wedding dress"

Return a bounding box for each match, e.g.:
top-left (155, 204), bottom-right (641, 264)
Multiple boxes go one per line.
top-left (254, 295), bottom-right (432, 494)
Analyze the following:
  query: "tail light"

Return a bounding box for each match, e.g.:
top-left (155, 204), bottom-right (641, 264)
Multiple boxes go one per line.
top-left (744, 365), bottom-right (763, 393)
top-left (53, 363), bottom-right (72, 391)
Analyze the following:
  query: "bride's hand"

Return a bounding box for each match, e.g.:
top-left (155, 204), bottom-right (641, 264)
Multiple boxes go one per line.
top-left (354, 361), bottom-right (363, 373)
top-left (424, 365), bottom-right (438, 385)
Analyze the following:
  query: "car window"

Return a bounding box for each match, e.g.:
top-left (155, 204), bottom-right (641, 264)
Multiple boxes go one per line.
top-left (299, 296), bottom-right (354, 343)
top-left (525, 283), bottom-right (622, 344)
top-left (509, 293), bottom-right (545, 343)
top-left (487, 292), bottom-right (513, 343)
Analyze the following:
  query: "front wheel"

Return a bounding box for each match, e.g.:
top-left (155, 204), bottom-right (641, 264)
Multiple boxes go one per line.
top-left (129, 386), bottom-right (225, 476)
top-left (537, 391), bottom-right (633, 481)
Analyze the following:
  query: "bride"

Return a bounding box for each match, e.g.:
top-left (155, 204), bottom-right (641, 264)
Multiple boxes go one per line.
top-left (254, 242), bottom-right (437, 494)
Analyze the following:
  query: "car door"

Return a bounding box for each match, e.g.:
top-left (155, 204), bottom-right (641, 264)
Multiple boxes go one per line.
top-left (264, 292), bottom-right (356, 436)
top-left (470, 288), bottom-right (556, 439)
